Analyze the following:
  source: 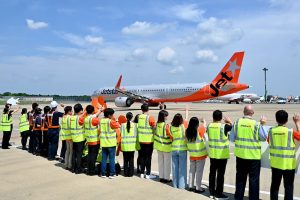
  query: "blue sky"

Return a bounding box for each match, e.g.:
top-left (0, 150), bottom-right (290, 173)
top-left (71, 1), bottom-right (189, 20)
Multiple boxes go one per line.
top-left (0, 0), bottom-right (299, 96)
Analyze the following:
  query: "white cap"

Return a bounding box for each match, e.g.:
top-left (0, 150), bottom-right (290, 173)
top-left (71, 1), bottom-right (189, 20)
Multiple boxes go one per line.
top-left (50, 101), bottom-right (59, 108)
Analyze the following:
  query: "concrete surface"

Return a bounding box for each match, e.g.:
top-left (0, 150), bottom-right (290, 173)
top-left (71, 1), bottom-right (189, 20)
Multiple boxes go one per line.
top-left (1, 102), bottom-right (300, 200)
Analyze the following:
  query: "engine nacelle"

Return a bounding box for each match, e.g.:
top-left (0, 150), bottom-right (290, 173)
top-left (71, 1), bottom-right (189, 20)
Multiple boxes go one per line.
top-left (114, 97), bottom-right (134, 107)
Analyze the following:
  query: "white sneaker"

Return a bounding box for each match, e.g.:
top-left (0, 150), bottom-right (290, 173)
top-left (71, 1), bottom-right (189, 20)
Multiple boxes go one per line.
top-left (209, 196), bottom-right (215, 199)
top-left (140, 174), bottom-right (145, 179)
top-left (145, 174), bottom-right (156, 179)
top-left (109, 175), bottom-right (116, 179)
top-left (101, 175), bottom-right (106, 178)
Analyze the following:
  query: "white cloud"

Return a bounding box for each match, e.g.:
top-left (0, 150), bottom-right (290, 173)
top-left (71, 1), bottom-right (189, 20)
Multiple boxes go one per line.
top-left (122, 21), bottom-right (170, 36)
top-left (132, 48), bottom-right (150, 59)
top-left (157, 47), bottom-right (176, 65)
top-left (57, 32), bottom-right (103, 47)
top-left (26, 19), bottom-right (48, 30)
top-left (84, 35), bottom-right (103, 44)
top-left (194, 17), bottom-right (243, 47)
top-left (170, 4), bottom-right (205, 22)
top-left (169, 66), bottom-right (184, 74)
top-left (195, 50), bottom-right (218, 62)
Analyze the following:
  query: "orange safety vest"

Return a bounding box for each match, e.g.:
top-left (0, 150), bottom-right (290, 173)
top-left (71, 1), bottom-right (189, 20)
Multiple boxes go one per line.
top-left (29, 112), bottom-right (34, 127)
top-left (42, 114), bottom-right (48, 131)
top-left (47, 112), bottom-right (60, 129)
top-left (32, 115), bottom-right (42, 131)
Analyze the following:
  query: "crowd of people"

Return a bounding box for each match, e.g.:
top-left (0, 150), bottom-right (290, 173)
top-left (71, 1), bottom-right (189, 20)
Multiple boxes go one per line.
top-left (1, 101), bottom-right (300, 200)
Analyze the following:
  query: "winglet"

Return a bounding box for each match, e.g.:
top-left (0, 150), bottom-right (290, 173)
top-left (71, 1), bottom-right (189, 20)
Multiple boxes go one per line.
top-left (211, 51), bottom-right (245, 84)
top-left (115, 75), bottom-right (122, 89)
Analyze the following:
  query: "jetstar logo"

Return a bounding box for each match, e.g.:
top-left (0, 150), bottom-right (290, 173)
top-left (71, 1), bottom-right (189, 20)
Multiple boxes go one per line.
top-left (100, 89), bottom-right (118, 95)
top-left (210, 72), bottom-right (233, 97)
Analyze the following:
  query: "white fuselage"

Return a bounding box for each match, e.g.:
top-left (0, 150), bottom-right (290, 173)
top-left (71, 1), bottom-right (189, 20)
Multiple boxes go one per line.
top-left (216, 93), bottom-right (260, 102)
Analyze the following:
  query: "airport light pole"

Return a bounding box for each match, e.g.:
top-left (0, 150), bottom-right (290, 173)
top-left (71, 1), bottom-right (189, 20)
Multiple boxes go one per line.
top-left (263, 67), bottom-right (268, 102)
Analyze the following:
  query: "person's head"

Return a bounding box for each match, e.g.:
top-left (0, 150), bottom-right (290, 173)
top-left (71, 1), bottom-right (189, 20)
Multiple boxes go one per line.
top-left (171, 113), bottom-right (183, 127)
top-left (21, 108), bottom-right (27, 115)
top-left (186, 117), bottom-right (200, 142)
top-left (35, 108), bottom-right (42, 115)
top-left (275, 110), bottom-right (288, 125)
top-left (213, 110), bottom-right (223, 122)
top-left (157, 110), bottom-right (169, 123)
top-left (141, 103), bottom-right (149, 113)
top-left (86, 105), bottom-right (95, 115)
top-left (104, 108), bottom-right (115, 118)
top-left (32, 102), bottom-right (39, 110)
top-left (64, 106), bottom-right (72, 115)
top-left (44, 106), bottom-right (51, 115)
top-left (3, 107), bottom-right (9, 114)
top-left (73, 103), bottom-right (83, 115)
top-left (243, 105), bottom-right (254, 116)
top-left (5, 104), bottom-right (11, 109)
top-left (133, 114), bottom-right (140, 123)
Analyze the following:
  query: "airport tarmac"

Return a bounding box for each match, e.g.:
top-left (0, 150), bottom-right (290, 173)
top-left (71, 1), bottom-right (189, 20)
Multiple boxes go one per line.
top-left (0, 102), bottom-right (300, 200)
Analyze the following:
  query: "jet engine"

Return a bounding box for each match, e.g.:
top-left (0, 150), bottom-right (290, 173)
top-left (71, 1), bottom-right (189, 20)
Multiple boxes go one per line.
top-left (114, 97), bottom-right (134, 107)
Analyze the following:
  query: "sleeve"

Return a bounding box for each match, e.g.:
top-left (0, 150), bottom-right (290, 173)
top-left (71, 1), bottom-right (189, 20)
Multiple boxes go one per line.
top-left (110, 120), bottom-right (121, 129)
top-left (58, 112), bottom-right (64, 118)
top-left (166, 124), bottom-right (172, 140)
top-left (149, 116), bottom-right (156, 127)
top-left (198, 125), bottom-right (206, 138)
top-left (183, 120), bottom-right (188, 129)
top-left (229, 122), bottom-right (236, 142)
top-left (78, 116), bottom-right (85, 126)
top-left (224, 124), bottom-right (232, 137)
top-left (259, 125), bottom-right (270, 141)
top-left (293, 130), bottom-right (300, 141)
top-left (91, 118), bottom-right (100, 126)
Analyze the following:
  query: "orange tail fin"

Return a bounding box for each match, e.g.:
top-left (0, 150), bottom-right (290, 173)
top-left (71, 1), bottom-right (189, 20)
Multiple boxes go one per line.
top-left (211, 51), bottom-right (244, 84)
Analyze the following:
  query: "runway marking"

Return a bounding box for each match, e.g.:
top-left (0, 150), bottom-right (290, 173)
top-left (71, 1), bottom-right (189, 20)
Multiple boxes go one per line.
top-left (150, 170), bottom-right (300, 199)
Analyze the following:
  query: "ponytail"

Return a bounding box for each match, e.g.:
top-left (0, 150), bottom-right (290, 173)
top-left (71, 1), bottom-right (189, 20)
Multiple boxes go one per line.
top-left (127, 120), bottom-right (131, 133)
top-left (125, 112), bottom-right (133, 133)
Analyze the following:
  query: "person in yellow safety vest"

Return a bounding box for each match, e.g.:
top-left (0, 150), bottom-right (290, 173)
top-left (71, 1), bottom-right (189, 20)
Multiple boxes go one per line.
top-left (70, 103), bottom-right (86, 174)
top-left (121, 112), bottom-right (137, 177)
top-left (100, 108), bottom-right (121, 179)
top-left (154, 110), bottom-right (172, 183)
top-left (186, 117), bottom-right (207, 194)
top-left (207, 110), bottom-right (232, 200)
top-left (267, 110), bottom-right (300, 200)
top-left (28, 103), bottom-right (39, 153)
top-left (137, 104), bottom-right (156, 179)
top-left (170, 113), bottom-right (188, 189)
top-left (1, 105), bottom-right (19, 149)
top-left (60, 106), bottom-right (72, 171)
top-left (133, 114), bottom-right (142, 174)
top-left (83, 105), bottom-right (102, 176)
top-left (231, 105), bottom-right (267, 200)
top-left (19, 108), bottom-right (30, 150)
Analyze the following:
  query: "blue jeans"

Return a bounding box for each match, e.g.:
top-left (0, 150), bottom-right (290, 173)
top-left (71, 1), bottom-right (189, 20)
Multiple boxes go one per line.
top-left (101, 147), bottom-right (116, 176)
top-left (48, 128), bottom-right (59, 159)
top-left (172, 150), bottom-right (187, 189)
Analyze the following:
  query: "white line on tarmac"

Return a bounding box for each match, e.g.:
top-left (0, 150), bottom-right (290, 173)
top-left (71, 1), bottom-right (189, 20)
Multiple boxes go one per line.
top-left (150, 170), bottom-right (300, 200)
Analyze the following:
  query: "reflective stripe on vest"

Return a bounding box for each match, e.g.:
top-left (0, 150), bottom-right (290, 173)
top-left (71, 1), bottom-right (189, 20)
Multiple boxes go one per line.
top-left (100, 118), bottom-right (117, 147)
top-left (138, 114), bottom-right (153, 143)
top-left (154, 122), bottom-right (172, 152)
top-left (269, 126), bottom-right (296, 170)
top-left (70, 116), bottom-right (85, 142)
top-left (207, 122), bottom-right (230, 159)
top-left (171, 125), bottom-right (187, 151)
top-left (84, 116), bottom-right (99, 143)
top-left (60, 115), bottom-right (71, 140)
top-left (19, 114), bottom-right (29, 133)
top-left (1, 114), bottom-right (12, 131)
top-left (234, 118), bottom-right (261, 160)
top-left (121, 122), bottom-right (137, 151)
top-left (186, 132), bottom-right (207, 157)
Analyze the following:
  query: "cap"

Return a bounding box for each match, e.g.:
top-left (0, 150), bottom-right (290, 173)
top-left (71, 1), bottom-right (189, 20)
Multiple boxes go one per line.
top-left (50, 101), bottom-right (59, 108)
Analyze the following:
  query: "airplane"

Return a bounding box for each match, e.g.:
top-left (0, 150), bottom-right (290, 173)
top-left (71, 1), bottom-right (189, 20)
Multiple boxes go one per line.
top-left (217, 93), bottom-right (261, 104)
top-left (92, 51), bottom-right (249, 110)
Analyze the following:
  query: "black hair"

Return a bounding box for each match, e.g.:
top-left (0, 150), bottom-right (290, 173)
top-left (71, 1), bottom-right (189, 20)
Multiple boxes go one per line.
top-left (157, 110), bottom-right (169, 123)
top-left (74, 103), bottom-right (83, 114)
top-left (126, 112), bottom-right (133, 132)
top-left (86, 105), bottom-right (95, 115)
top-left (3, 108), bottom-right (9, 114)
top-left (21, 108), bottom-right (27, 115)
top-left (5, 104), bottom-right (10, 109)
top-left (104, 108), bottom-right (114, 118)
top-left (213, 110), bottom-right (223, 121)
top-left (141, 103), bottom-right (149, 112)
top-left (186, 117), bottom-right (199, 142)
top-left (64, 106), bottom-right (72, 115)
top-left (276, 110), bottom-right (288, 125)
top-left (44, 106), bottom-right (51, 114)
top-left (35, 108), bottom-right (42, 115)
top-left (133, 114), bottom-right (140, 123)
top-left (171, 113), bottom-right (183, 127)
top-left (32, 102), bottom-right (39, 110)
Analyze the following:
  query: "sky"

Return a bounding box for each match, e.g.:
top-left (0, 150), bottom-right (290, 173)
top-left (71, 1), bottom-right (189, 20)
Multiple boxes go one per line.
top-left (0, 0), bottom-right (299, 96)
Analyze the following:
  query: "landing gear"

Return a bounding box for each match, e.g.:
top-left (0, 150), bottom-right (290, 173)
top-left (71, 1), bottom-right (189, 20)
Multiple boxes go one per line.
top-left (159, 103), bottom-right (167, 110)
